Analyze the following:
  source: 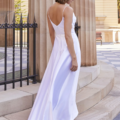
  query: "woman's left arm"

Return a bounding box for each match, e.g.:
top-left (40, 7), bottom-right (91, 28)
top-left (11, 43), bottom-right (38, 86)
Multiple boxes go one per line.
top-left (47, 10), bottom-right (55, 46)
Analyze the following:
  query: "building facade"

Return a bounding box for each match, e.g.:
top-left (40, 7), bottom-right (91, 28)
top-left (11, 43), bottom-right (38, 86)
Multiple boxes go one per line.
top-left (95, 0), bottom-right (120, 42)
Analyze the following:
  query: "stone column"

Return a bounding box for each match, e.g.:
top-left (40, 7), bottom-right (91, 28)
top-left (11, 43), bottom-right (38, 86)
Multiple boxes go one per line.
top-left (101, 32), bottom-right (105, 42)
top-left (0, 0), bottom-right (14, 47)
top-left (71, 0), bottom-right (97, 66)
top-left (29, 0), bottom-right (54, 81)
top-left (118, 30), bottom-right (120, 42)
top-left (29, 0), bottom-right (97, 81)
top-left (112, 31), bottom-right (116, 43)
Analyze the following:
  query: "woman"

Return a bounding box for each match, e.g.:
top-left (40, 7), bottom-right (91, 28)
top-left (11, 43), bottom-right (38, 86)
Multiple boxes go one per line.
top-left (28, 0), bottom-right (81, 120)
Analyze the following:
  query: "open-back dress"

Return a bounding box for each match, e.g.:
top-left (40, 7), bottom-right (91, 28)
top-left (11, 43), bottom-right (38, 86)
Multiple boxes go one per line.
top-left (28, 3), bottom-right (81, 120)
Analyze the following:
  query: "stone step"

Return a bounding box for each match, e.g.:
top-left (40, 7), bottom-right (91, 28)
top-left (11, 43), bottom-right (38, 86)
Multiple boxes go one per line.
top-left (0, 80), bottom-right (33, 91)
top-left (75, 86), bottom-right (120, 120)
top-left (77, 65), bottom-right (100, 90)
top-left (1, 76), bottom-right (118, 120)
top-left (0, 89), bottom-right (32, 117)
top-left (76, 61), bottom-right (114, 114)
top-left (75, 68), bottom-right (120, 120)
top-left (2, 85), bottom-right (120, 120)
top-left (0, 61), bottom-right (113, 117)
top-left (0, 117), bottom-right (8, 120)
top-left (0, 83), bottom-right (40, 117)
top-left (2, 81), bottom-right (120, 120)
top-left (3, 109), bottom-right (31, 120)
top-left (3, 65), bottom-right (114, 120)
top-left (1, 86), bottom-right (119, 120)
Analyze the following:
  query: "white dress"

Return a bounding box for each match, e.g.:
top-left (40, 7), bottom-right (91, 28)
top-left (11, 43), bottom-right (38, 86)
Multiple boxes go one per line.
top-left (28, 4), bottom-right (81, 120)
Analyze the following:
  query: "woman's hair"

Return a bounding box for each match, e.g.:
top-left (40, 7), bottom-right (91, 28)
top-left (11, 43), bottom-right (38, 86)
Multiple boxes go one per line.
top-left (56, 0), bottom-right (69, 4)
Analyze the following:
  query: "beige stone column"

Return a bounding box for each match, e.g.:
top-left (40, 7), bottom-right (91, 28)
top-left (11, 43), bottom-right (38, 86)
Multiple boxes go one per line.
top-left (0, 0), bottom-right (14, 47)
top-left (113, 31), bottom-right (116, 43)
top-left (71, 0), bottom-right (97, 66)
top-left (29, 0), bottom-right (97, 81)
top-left (29, 0), bottom-right (54, 81)
top-left (118, 30), bottom-right (120, 42)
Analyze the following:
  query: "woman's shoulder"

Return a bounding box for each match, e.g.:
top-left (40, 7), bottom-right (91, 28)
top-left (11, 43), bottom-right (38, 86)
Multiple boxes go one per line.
top-left (47, 3), bottom-right (73, 15)
top-left (64, 4), bottom-right (73, 15)
top-left (65, 4), bottom-right (73, 12)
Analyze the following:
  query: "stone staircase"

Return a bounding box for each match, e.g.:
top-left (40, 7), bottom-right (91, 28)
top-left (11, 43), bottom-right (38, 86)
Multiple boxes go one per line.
top-left (75, 65), bottom-right (120, 120)
top-left (0, 60), bottom-right (120, 120)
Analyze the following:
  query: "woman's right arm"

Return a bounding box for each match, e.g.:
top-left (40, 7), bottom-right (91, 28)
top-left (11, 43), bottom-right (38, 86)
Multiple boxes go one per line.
top-left (64, 6), bottom-right (78, 71)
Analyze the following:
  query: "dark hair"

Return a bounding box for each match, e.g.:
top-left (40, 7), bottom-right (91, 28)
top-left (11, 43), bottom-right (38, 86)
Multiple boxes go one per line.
top-left (56, 0), bottom-right (69, 4)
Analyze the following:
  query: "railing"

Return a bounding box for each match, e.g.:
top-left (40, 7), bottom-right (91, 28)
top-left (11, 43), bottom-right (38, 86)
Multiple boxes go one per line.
top-left (0, 13), bottom-right (37, 90)
top-left (0, 13), bottom-right (80, 91)
top-left (75, 22), bottom-right (81, 36)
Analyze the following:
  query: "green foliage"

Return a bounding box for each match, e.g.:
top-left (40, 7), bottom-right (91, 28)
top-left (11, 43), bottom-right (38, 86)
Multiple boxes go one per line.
top-left (14, 0), bottom-right (27, 23)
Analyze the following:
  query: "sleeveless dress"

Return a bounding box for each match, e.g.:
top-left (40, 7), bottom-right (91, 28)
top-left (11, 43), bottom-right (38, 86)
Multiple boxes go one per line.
top-left (28, 4), bottom-right (81, 120)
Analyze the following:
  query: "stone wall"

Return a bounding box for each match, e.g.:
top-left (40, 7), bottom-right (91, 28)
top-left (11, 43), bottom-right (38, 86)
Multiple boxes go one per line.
top-left (95, 0), bottom-right (118, 29)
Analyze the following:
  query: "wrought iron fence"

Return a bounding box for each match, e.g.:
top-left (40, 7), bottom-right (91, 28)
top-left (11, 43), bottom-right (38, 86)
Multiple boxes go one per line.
top-left (0, 13), bottom-right (80, 91)
top-left (0, 13), bottom-right (37, 90)
top-left (75, 22), bottom-right (81, 37)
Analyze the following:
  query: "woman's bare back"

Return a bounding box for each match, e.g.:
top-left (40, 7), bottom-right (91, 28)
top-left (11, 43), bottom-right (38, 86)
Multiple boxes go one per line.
top-left (48, 3), bottom-right (68, 26)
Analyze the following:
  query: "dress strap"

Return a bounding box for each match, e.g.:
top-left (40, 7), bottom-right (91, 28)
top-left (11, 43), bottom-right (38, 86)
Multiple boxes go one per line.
top-left (48, 14), bottom-right (51, 21)
top-left (48, 4), bottom-right (69, 23)
top-left (62, 4), bottom-right (69, 17)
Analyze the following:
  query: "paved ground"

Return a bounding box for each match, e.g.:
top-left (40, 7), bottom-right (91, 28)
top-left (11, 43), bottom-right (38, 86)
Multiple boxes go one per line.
top-left (0, 47), bottom-right (27, 75)
top-left (0, 43), bottom-right (120, 76)
top-left (0, 52), bottom-right (4, 60)
top-left (0, 47), bottom-right (27, 82)
top-left (97, 42), bottom-right (120, 70)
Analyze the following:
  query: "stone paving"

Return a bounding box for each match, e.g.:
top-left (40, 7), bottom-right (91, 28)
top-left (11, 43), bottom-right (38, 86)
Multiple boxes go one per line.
top-left (0, 47), bottom-right (27, 75)
top-left (0, 47), bottom-right (27, 82)
top-left (0, 52), bottom-right (4, 60)
top-left (0, 44), bottom-right (120, 81)
top-left (96, 42), bottom-right (120, 70)
top-left (0, 43), bottom-right (120, 77)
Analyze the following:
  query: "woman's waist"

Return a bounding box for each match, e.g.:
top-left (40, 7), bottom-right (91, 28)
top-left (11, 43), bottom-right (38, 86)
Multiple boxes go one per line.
top-left (54, 32), bottom-right (79, 48)
top-left (55, 32), bottom-right (78, 42)
top-left (55, 31), bottom-right (76, 36)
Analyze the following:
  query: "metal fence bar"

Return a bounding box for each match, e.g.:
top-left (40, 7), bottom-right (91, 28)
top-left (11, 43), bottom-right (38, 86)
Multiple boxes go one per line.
top-left (12, 14), bottom-right (15, 89)
top-left (0, 13), bottom-right (38, 91)
top-left (4, 14), bottom-right (8, 91)
top-left (0, 75), bottom-right (37, 85)
top-left (0, 13), bottom-right (80, 91)
top-left (27, 15), bottom-right (29, 85)
top-left (75, 22), bottom-right (81, 37)
top-left (20, 14), bottom-right (23, 87)
top-left (0, 14), bottom-right (37, 90)
top-left (0, 17), bottom-right (80, 90)
top-left (32, 17), bottom-right (37, 84)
